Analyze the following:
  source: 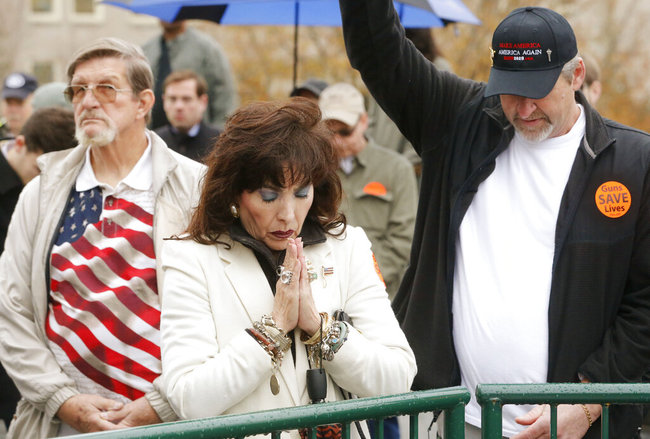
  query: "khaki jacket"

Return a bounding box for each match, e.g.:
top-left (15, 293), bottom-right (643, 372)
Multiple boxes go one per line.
top-left (337, 140), bottom-right (418, 299)
top-left (0, 131), bottom-right (205, 438)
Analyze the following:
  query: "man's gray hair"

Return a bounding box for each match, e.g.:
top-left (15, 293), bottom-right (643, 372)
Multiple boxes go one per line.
top-left (560, 54), bottom-right (582, 83)
top-left (66, 37), bottom-right (153, 95)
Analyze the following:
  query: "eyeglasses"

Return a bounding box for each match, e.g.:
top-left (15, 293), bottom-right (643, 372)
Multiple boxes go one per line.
top-left (63, 84), bottom-right (132, 104)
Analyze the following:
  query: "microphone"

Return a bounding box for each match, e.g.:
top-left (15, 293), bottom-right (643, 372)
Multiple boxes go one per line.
top-left (306, 313), bottom-right (327, 404)
top-left (306, 368), bottom-right (327, 403)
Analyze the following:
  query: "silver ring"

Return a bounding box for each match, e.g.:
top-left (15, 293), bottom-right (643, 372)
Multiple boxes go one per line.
top-left (277, 266), bottom-right (294, 285)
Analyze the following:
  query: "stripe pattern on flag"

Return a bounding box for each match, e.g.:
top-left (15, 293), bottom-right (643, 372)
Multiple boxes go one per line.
top-left (47, 187), bottom-right (160, 401)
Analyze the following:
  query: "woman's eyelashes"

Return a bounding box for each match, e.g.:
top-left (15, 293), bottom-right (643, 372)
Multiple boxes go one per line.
top-left (258, 186), bottom-right (311, 203)
top-left (259, 189), bottom-right (278, 203)
top-left (295, 186), bottom-right (311, 198)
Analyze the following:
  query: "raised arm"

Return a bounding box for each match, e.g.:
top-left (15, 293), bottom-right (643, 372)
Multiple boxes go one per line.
top-left (339, 0), bottom-right (481, 155)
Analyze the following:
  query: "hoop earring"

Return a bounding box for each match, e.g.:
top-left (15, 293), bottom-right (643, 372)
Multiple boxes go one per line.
top-left (230, 204), bottom-right (239, 218)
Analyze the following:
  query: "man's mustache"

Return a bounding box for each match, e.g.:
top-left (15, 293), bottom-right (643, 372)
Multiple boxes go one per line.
top-left (515, 111), bottom-right (550, 123)
top-left (78, 110), bottom-right (108, 123)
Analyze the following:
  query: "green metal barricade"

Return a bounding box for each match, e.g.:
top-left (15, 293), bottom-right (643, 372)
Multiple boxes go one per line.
top-left (69, 387), bottom-right (471, 439)
top-left (476, 383), bottom-right (650, 439)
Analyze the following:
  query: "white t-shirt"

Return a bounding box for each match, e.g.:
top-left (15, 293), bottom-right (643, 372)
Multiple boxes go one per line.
top-left (453, 106), bottom-right (586, 436)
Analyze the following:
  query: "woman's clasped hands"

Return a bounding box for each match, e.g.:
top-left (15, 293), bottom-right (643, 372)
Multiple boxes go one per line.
top-left (271, 237), bottom-right (321, 337)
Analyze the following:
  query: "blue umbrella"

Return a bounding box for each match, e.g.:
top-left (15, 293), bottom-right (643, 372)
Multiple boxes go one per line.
top-left (399, 0), bottom-right (481, 25)
top-left (100, 0), bottom-right (479, 26)
top-left (103, 0), bottom-right (479, 84)
top-left (216, 0), bottom-right (444, 27)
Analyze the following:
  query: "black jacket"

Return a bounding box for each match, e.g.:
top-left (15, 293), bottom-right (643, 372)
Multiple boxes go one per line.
top-left (155, 121), bottom-right (221, 163)
top-left (0, 152), bottom-right (23, 425)
top-left (0, 152), bottom-right (23, 254)
top-left (341, 0), bottom-right (650, 437)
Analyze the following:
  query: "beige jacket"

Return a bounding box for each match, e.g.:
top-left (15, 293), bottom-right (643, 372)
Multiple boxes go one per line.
top-left (0, 131), bottom-right (205, 438)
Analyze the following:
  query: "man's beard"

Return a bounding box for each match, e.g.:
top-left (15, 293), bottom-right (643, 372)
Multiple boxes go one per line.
top-left (512, 111), bottom-right (554, 142)
top-left (75, 110), bottom-right (118, 148)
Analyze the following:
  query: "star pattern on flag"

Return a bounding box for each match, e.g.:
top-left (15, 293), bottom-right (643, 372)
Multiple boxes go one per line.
top-left (56, 188), bottom-right (103, 246)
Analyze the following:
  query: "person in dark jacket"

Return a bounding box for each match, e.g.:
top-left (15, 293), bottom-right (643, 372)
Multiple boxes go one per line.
top-left (339, 2), bottom-right (650, 438)
top-left (155, 70), bottom-right (221, 163)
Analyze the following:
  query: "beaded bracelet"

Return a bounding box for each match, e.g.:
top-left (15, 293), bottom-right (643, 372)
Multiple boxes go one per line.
top-left (301, 312), bottom-right (331, 346)
top-left (327, 320), bottom-right (348, 354)
top-left (246, 327), bottom-right (280, 360)
top-left (306, 321), bottom-right (349, 368)
top-left (247, 315), bottom-right (292, 396)
top-left (253, 321), bottom-right (292, 354)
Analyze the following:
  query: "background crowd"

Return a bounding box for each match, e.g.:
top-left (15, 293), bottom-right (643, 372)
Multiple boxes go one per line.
top-left (0, 1), bottom-right (649, 439)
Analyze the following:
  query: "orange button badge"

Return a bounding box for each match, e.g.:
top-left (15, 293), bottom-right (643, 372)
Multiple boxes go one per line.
top-left (363, 181), bottom-right (387, 197)
top-left (595, 181), bottom-right (631, 218)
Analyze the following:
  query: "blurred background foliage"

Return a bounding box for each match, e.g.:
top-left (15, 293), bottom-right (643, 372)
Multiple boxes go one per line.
top-left (196, 0), bottom-right (650, 132)
top-left (1, 0), bottom-right (649, 132)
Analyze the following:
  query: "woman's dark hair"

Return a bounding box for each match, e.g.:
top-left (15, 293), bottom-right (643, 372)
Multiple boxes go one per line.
top-left (187, 97), bottom-right (345, 245)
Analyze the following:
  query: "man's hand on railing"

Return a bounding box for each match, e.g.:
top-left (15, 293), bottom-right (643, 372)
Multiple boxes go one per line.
top-left (99, 396), bottom-right (162, 428)
top-left (511, 403), bottom-right (602, 438)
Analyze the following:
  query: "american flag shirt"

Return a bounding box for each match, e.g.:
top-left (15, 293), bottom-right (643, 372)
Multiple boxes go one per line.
top-left (46, 143), bottom-right (160, 404)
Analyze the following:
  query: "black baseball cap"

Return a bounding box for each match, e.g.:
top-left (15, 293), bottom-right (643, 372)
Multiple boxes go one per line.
top-left (2, 72), bottom-right (38, 100)
top-left (291, 78), bottom-right (329, 98)
top-left (484, 7), bottom-right (578, 99)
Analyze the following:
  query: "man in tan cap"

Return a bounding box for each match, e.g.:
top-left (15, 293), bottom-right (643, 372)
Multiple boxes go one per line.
top-left (319, 82), bottom-right (417, 299)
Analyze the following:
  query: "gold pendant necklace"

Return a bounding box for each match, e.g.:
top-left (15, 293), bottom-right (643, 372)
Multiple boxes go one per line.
top-left (270, 374), bottom-right (280, 395)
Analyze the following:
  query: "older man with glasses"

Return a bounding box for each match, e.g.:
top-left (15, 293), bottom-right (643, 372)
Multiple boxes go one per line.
top-left (319, 82), bottom-right (418, 301)
top-left (0, 37), bottom-right (204, 438)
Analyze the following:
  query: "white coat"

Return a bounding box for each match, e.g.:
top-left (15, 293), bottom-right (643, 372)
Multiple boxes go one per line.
top-left (160, 225), bottom-right (417, 427)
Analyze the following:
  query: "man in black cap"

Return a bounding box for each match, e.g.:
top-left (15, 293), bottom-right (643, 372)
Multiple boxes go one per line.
top-left (340, 1), bottom-right (650, 438)
top-left (0, 72), bottom-right (38, 140)
top-left (290, 78), bottom-right (329, 102)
